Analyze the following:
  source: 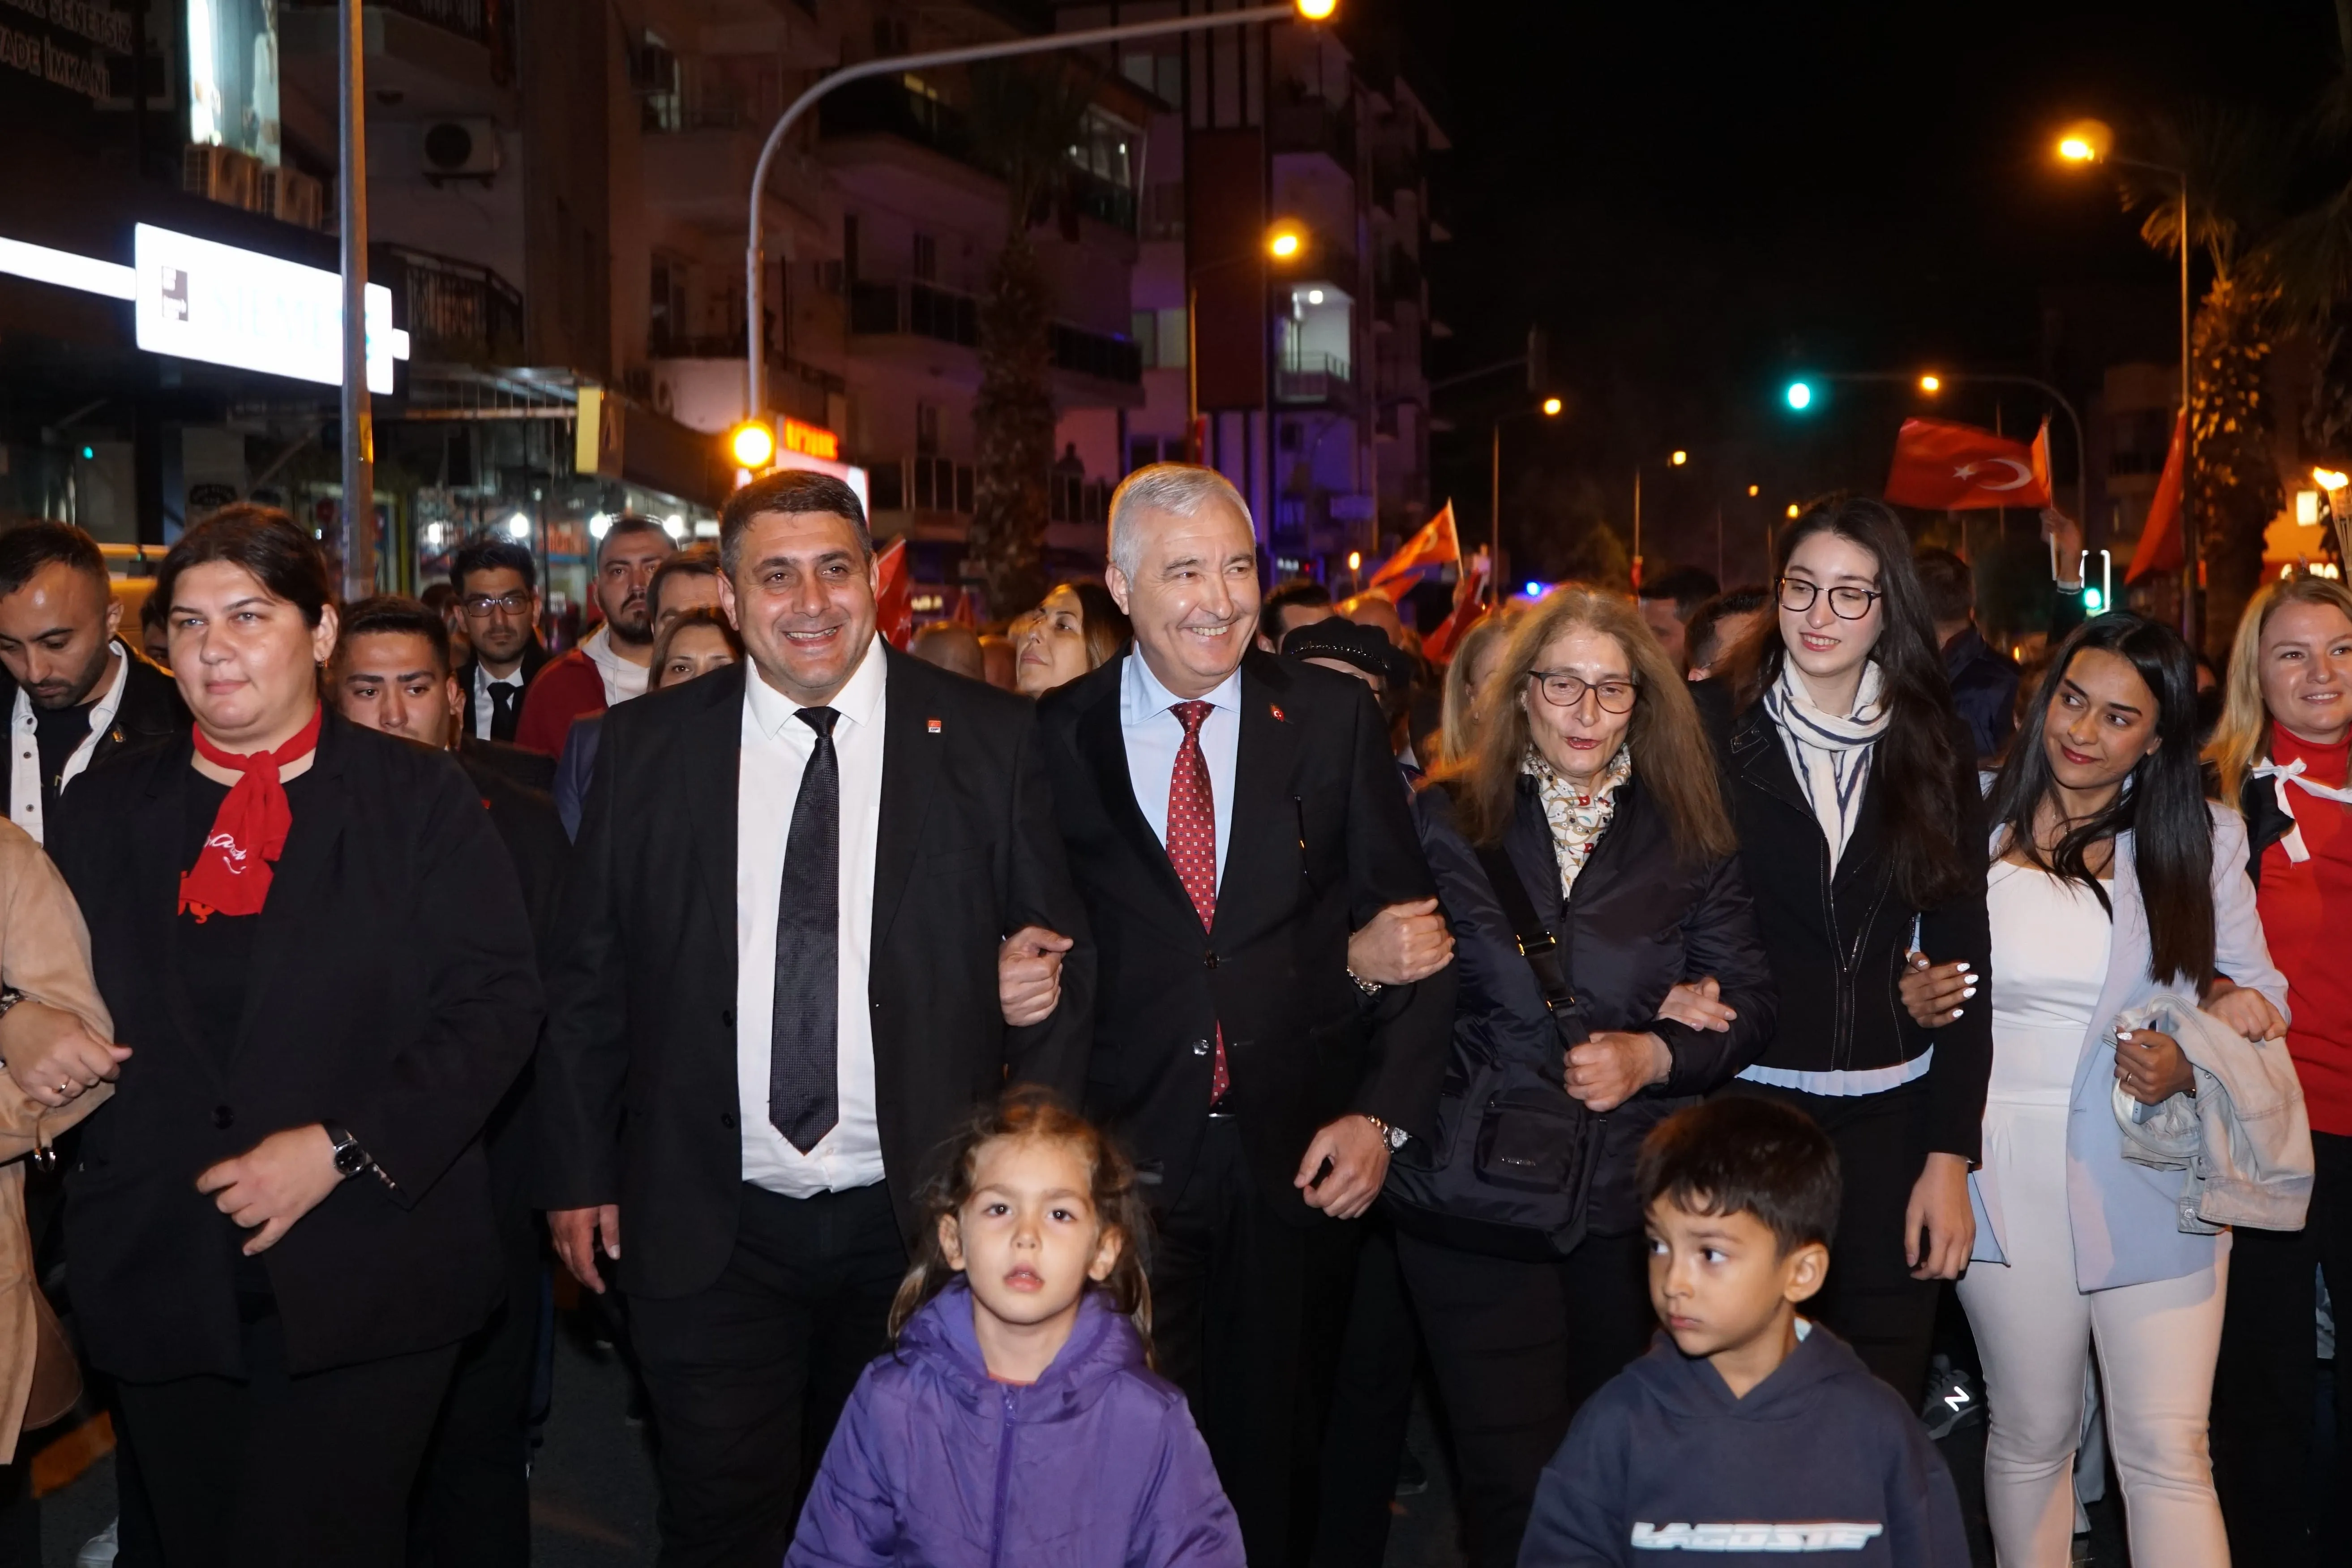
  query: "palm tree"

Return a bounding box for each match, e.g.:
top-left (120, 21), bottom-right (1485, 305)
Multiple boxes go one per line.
top-left (964, 60), bottom-right (1097, 621)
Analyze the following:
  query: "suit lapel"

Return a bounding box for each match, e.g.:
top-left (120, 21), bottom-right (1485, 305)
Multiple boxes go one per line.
top-left (231, 714), bottom-right (352, 1067)
top-left (1213, 658), bottom-right (1304, 940)
top-left (2076, 831), bottom-right (2146, 1090)
top-left (685, 665), bottom-right (744, 943)
top-left (140, 740), bottom-right (218, 1087)
top-left (871, 646), bottom-right (942, 949)
top-left (1078, 662), bottom-right (1197, 925)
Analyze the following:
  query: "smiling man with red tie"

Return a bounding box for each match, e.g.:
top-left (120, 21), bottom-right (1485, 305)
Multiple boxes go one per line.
top-left (1030, 463), bottom-right (1454, 1565)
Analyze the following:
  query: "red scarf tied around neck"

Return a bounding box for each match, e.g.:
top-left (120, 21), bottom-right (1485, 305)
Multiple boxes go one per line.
top-left (177, 706), bottom-right (323, 922)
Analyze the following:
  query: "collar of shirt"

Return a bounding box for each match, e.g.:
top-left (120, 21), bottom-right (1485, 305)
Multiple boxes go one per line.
top-left (1119, 648), bottom-right (1243, 729)
top-left (745, 634), bottom-right (889, 740)
top-left (477, 663), bottom-right (523, 691)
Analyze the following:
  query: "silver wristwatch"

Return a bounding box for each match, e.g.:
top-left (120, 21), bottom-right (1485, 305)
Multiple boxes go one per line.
top-left (1362, 1114), bottom-right (1409, 1152)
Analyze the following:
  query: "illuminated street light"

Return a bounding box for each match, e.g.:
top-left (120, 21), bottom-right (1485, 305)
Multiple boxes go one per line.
top-left (1268, 223), bottom-right (1306, 261)
top-left (1670, 450), bottom-right (1688, 467)
top-left (729, 420), bottom-right (776, 468)
top-left (1542, 396), bottom-right (1563, 416)
top-left (1747, 484), bottom-right (1761, 497)
top-left (1347, 550), bottom-right (1362, 571)
top-left (506, 513), bottom-right (531, 540)
top-left (2056, 119), bottom-right (2114, 164)
top-left (1786, 503), bottom-right (1801, 518)
top-left (1919, 374), bottom-right (1941, 393)
top-left (1296, 0), bottom-right (1339, 16)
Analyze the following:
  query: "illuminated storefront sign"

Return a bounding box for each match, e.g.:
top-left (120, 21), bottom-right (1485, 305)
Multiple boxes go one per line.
top-left (132, 223), bottom-right (407, 393)
top-left (781, 417), bottom-right (839, 461)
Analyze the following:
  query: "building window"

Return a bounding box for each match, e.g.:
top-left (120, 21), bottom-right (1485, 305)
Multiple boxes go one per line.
top-left (873, 16), bottom-right (910, 56)
top-left (913, 233), bottom-right (938, 283)
top-left (636, 34), bottom-right (681, 133)
top-left (870, 460), bottom-right (906, 511)
top-left (651, 252), bottom-right (688, 354)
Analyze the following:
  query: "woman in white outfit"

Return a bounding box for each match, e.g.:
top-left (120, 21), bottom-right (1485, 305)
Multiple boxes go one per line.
top-left (1902, 613), bottom-right (2287, 1567)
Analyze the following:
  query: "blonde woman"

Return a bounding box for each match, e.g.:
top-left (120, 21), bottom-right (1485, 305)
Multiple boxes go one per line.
top-left (1435, 611), bottom-right (1513, 767)
top-left (1390, 586), bottom-right (1774, 1566)
top-left (2205, 573), bottom-right (2352, 1565)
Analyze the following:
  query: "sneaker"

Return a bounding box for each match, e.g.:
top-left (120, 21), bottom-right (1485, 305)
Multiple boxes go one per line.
top-left (75, 1521), bottom-right (118, 1568)
top-left (1919, 1357), bottom-right (1984, 1440)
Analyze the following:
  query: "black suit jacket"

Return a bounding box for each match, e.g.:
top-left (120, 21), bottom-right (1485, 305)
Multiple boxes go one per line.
top-left (48, 713), bottom-right (543, 1380)
top-left (456, 640), bottom-right (551, 743)
top-left (1032, 650), bottom-right (1454, 1217)
top-left (460, 733), bottom-right (558, 795)
top-left (0, 642), bottom-right (190, 820)
top-left (536, 647), bottom-right (1094, 1298)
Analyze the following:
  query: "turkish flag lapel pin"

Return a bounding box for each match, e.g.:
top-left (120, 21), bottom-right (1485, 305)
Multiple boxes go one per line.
top-left (1270, 704), bottom-right (1286, 723)
top-left (927, 717), bottom-right (943, 734)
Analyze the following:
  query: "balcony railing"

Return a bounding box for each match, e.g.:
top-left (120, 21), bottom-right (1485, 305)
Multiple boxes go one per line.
top-left (823, 76), bottom-right (1138, 234)
top-left (386, 246), bottom-right (523, 366)
top-left (851, 280), bottom-right (1140, 386)
top-left (1276, 351), bottom-right (1352, 404)
top-left (1269, 93), bottom-right (1357, 176)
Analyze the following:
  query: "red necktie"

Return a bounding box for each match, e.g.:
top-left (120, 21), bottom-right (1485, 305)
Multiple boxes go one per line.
top-left (1166, 701), bottom-right (1229, 1104)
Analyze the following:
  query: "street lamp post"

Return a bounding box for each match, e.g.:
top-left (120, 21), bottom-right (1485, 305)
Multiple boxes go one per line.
top-left (1490, 397), bottom-right (1563, 605)
top-left (2059, 119), bottom-right (2194, 638)
top-left (741, 2), bottom-right (1336, 421)
top-left (336, 0), bottom-right (374, 599)
top-left (1188, 222), bottom-right (1309, 464)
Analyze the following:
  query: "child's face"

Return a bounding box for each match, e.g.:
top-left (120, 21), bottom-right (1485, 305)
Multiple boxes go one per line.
top-left (940, 1135), bottom-right (1123, 1333)
top-left (1644, 1195), bottom-right (1826, 1362)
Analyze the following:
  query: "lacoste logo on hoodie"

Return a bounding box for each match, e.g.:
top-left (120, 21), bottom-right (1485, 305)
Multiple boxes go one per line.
top-left (1631, 1521), bottom-right (1885, 1551)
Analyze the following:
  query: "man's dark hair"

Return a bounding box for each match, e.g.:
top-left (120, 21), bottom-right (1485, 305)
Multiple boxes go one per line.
top-left (450, 536), bottom-right (538, 597)
top-left (1685, 585), bottom-right (1771, 672)
top-left (338, 594), bottom-right (452, 675)
top-left (649, 544), bottom-right (723, 621)
top-left (1264, 578), bottom-right (1333, 628)
top-left (156, 503), bottom-right (333, 628)
top-left (1914, 547), bottom-right (1975, 625)
top-left (597, 513), bottom-right (673, 569)
top-left (0, 520), bottom-right (107, 599)
top-left (1637, 1097), bottom-right (1841, 1256)
top-left (718, 470), bottom-right (871, 577)
top-left (1637, 565), bottom-right (1721, 620)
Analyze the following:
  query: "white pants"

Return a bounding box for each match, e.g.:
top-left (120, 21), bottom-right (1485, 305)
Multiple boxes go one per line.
top-left (1956, 1104), bottom-right (2231, 1568)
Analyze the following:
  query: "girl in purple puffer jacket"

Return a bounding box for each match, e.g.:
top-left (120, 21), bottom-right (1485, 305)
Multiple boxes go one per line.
top-left (785, 1089), bottom-right (1243, 1568)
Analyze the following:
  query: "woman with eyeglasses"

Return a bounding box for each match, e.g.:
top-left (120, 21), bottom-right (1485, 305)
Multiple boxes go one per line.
top-left (1691, 497), bottom-right (1991, 1407)
top-left (1390, 586), bottom-right (1775, 1566)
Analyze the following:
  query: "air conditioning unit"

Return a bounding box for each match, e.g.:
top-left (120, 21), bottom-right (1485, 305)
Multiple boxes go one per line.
top-left (182, 144), bottom-right (261, 211)
top-left (261, 166), bottom-right (325, 230)
top-left (421, 120), bottom-right (501, 181)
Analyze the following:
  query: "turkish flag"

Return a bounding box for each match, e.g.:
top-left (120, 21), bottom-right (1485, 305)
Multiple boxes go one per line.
top-left (1367, 502), bottom-right (1460, 592)
top-left (1884, 418), bottom-right (2053, 511)
top-left (2125, 410), bottom-right (2188, 584)
top-left (1422, 550), bottom-right (1493, 664)
top-left (876, 537), bottom-right (914, 648)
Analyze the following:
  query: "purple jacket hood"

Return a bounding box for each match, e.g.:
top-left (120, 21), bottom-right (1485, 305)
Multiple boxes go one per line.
top-left (785, 1281), bottom-right (1243, 1567)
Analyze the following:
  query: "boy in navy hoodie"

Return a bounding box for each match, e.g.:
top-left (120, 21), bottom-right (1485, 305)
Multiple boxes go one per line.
top-left (1519, 1098), bottom-right (1968, 1566)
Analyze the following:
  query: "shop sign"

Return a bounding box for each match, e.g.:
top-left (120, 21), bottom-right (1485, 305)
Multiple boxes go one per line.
top-left (132, 223), bottom-right (408, 393)
top-left (0, 0), bottom-right (129, 105)
top-left (781, 417), bottom-right (839, 461)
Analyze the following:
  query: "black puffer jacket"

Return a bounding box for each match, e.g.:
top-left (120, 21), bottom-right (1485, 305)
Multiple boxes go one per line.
top-left (1411, 769), bottom-right (1776, 1236)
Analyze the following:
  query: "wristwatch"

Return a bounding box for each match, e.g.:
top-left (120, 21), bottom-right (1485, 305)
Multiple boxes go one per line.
top-left (1362, 1114), bottom-right (1409, 1152)
top-left (1346, 968), bottom-right (1384, 998)
top-left (322, 1122), bottom-right (377, 1182)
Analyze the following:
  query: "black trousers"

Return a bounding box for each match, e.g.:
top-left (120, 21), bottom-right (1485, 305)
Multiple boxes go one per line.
top-left (627, 1181), bottom-right (904, 1568)
top-left (408, 1204), bottom-right (544, 1567)
top-left (1396, 1228), bottom-right (1653, 1568)
top-left (1311, 1216), bottom-right (1420, 1568)
top-left (1722, 1077), bottom-right (1941, 1404)
top-left (2213, 1129), bottom-right (2352, 1568)
top-left (1151, 1115), bottom-right (1336, 1568)
top-left (111, 1312), bottom-right (460, 1568)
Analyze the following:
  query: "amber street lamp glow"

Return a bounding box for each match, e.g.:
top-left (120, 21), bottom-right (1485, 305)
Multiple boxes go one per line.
top-left (1747, 484), bottom-right (1761, 497)
top-left (1542, 396), bottom-right (1563, 416)
top-left (2056, 119), bottom-right (2113, 165)
top-left (1919, 374), bottom-right (1941, 393)
top-left (1295, 0), bottom-right (1339, 17)
top-left (2316, 468), bottom-right (2350, 492)
top-left (1670, 450), bottom-right (1688, 467)
top-left (1346, 550), bottom-right (1362, 571)
top-left (1786, 503), bottom-right (1801, 518)
top-left (1267, 224), bottom-right (1306, 261)
top-left (729, 420), bottom-right (775, 468)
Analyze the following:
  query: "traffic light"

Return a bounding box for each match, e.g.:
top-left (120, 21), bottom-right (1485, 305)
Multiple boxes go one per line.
top-left (1785, 381), bottom-right (1814, 411)
top-left (2083, 585), bottom-right (2106, 613)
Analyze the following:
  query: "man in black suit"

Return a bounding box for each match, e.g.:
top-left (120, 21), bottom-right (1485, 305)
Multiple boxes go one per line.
top-left (329, 593), bottom-right (566, 1567)
top-left (450, 538), bottom-right (551, 745)
top-left (538, 468), bottom-right (1092, 1567)
top-left (1030, 463), bottom-right (1454, 1566)
top-left (0, 521), bottom-right (189, 846)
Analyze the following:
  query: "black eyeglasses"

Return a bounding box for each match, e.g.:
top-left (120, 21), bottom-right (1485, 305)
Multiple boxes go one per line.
top-left (1527, 670), bottom-right (1639, 713)
top-left (1778, 577), bottom-right (1881, 620)
top-left (461, 591), bottom-right (532, 617)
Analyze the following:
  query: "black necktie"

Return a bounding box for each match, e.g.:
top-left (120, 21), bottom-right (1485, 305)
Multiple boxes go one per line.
top-left (487, 681), bottom-right (522, 742)
top-left (771, 705), bottom-right (840, 1153)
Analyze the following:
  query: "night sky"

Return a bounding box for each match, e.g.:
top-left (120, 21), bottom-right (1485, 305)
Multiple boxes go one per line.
top-left (1381, 0), bottom-right (2343, 587)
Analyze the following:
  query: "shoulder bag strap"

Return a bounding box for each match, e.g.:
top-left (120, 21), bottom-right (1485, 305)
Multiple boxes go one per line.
top-left (1470, 837), bottom-right (1585, 1044)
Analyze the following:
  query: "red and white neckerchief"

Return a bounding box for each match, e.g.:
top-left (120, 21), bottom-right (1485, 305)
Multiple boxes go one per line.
top-left (178, 706), bottom-right (324, 921)
top-left (2249, 754), bottom-right (2352, 864)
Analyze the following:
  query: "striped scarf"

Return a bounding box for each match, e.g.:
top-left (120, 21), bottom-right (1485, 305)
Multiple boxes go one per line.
top-left (1763, 659), bottom-right (1889, 873)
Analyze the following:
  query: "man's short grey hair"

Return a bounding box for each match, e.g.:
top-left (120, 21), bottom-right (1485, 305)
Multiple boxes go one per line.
top-left (1106, 463), bottom-right (1256, 577)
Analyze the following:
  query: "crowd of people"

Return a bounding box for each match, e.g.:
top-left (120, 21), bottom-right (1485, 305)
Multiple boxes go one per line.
top-left (0, 463), bottom-right (2337, 1568)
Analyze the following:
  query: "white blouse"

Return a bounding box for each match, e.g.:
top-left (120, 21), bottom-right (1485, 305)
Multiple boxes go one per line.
top-left (1984, 860), bottom-right (2113, 1106)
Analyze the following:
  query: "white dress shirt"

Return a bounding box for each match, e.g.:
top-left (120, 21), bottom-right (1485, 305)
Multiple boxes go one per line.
top-left (471, 661), bottom-right (527, 740)
top-left (10, 640), bottom-right (129, 847)
top-left (735, 636), bottom-right (889, 1196)
top-left (1119, 651), bottom-right (1242, 887)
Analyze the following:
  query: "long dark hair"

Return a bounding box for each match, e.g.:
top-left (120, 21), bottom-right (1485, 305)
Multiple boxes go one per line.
top-left (888, 1088), bottom-right (1156, 1361)
top-left (1987, 613), bottom-right (2214, 988)
top-left (1725, 497), bottom-right (1973, 907)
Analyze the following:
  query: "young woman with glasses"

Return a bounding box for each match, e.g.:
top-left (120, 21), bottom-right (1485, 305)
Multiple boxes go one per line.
top-left (1393, 586), bottom-right (1774, 1565)
top-left (1691, 496), bottom-right (1991, 1407)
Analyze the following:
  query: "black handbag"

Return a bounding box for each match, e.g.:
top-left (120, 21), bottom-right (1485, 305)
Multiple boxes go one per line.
top-left (1384, 830), bottom-right (1602, 1260)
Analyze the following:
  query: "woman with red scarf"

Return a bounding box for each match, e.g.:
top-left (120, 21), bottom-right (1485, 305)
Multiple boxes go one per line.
top-left (42, 506), bottom-right (542, 1567)
top-left (2206, 573), bottom-right (2352, 1568)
